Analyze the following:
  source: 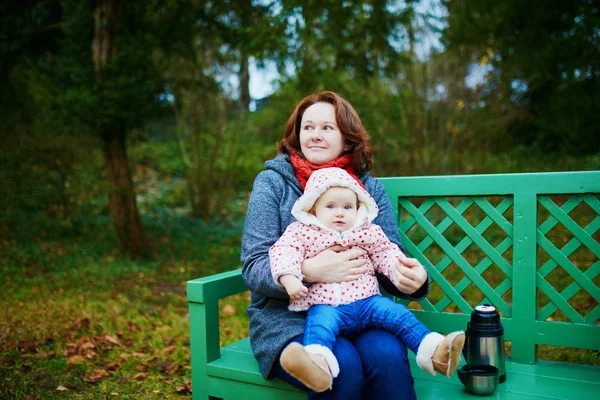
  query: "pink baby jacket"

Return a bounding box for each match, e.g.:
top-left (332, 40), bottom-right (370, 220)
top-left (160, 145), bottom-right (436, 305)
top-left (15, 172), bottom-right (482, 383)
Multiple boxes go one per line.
top-left (269, 167), bottom-right (405, 311)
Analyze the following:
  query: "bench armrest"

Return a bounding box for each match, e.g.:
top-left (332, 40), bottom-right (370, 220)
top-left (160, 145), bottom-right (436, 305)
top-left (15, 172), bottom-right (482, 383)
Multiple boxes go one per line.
top-left (187, 269), bottom-right (248, 371)
top-left (187, 268), bottom-right (246, 304)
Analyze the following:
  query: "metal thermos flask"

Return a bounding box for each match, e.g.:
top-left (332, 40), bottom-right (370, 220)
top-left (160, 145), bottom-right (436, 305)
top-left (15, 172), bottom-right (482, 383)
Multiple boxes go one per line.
top-left (464, 304), bottom-right (506, 383)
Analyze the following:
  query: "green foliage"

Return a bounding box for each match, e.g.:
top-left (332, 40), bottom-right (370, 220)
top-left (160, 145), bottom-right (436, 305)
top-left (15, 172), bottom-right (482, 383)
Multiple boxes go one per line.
top-left (129, 139), bottom-right (185, 177)
top-left (0, 128), bottom-right (106, 235)
top-left (42, 1), bottom-right (166, 136)
top-left (442, 0), bottom-right (600, 154)
top-left (0, 0), bottom-right (62, 127)
top-left (277, 0), bottom-right (416, 89)
top-left (242, 71), bottom-right (600, 178)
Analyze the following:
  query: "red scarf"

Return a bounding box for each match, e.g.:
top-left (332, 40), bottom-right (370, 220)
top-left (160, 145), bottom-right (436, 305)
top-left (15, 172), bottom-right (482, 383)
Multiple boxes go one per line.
top-left (290, 152), bottom-right (365, 190)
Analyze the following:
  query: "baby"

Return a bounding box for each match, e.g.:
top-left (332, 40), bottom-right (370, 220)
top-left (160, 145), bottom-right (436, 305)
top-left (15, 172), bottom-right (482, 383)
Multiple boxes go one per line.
top-left (270, 167), bottom-right (465, 392)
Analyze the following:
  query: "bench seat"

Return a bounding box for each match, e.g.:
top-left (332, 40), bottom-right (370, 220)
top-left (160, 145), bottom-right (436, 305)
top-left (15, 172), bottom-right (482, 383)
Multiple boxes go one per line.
top-left (204, 338), bottom-right (599, 400)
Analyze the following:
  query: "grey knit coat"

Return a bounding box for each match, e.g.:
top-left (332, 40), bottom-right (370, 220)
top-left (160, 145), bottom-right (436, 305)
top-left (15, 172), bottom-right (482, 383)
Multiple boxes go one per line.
top-left (241, 153), bottom-right (429, 378)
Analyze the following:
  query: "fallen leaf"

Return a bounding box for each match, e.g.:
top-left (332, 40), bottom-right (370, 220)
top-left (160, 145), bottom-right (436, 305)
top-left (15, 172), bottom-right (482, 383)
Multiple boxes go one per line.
top-left (157, 361), bottom-right (179, 375)
top-left (95, 335), bottom-right (120, 351)
top-left (127, 322), bottom-right (140, 332)
top-left (78, 338), bottom-right (95, 350)
top-left (222, 304), bottom-right (237, 316)
top-left (133, 372), bottom-right (147, 380)
top-left (1, 355), bottom-right (17, 366)
top-left (103, 335), bottom-right (120, 345)
top-left (83, 349), bottom-right (97, 359)
top-left (55, 386), bottom-right (68, 392)
top-left (66, 355), bottom-right (85, 365)
top-left (33, 351), bottom-right (50, 359)
top-left (68, 316), bottom-right (91, 332)
top-left (63, 339), bottom-right (96, 361)
top-left (63, 343), bottom-right (78, 357)
top-left (160, 345), bottom-right (177, 354)
top-left (162, 337), bottom-right (175, 346)
top-left (146, 355), bottom-right (157, 364)
top-left (83, 369), bottom-right (110, 383)
top-left (19, 342), bottom-right (39, 353)
top-left (175, 379), bottom-right (192, 393)
top-left (106, 362), bottom-right (120, 371)
top-left (136, 363), bottom-right (149, 372)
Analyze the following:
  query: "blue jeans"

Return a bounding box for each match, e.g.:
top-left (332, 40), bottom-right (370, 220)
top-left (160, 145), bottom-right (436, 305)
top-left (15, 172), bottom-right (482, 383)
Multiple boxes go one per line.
top-left (273, 330), bottom-right (417, 399)
top-left (306, 295), bottom-right (430, 354)
top-left (272, 295), bottom-right (428, 399)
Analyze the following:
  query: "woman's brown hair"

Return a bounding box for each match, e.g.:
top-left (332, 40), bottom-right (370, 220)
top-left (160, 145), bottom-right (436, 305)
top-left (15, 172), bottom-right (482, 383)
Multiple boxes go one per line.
top-left (278, 91), bottom-right (373, 175)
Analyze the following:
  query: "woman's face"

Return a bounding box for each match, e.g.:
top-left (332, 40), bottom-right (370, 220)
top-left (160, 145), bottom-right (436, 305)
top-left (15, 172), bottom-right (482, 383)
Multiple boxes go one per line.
top-left (299, 102), bottom-right (347, 165)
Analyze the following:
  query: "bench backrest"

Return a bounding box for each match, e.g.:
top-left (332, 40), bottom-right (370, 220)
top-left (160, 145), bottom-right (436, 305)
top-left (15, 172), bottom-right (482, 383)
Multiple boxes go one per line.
top-left (380, 171), bottom-right (600, 364)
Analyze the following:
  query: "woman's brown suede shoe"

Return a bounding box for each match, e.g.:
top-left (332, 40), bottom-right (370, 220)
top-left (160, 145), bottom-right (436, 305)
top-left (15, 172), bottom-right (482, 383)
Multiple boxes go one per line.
top-left (280, 342), bottom-right (333, 392)
top-left (432, 331), bottom-right (465, 377)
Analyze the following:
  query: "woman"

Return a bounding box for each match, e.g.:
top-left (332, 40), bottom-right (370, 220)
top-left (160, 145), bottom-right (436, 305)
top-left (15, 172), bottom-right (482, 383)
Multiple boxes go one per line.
top-left (241, 91), bottom-right (429, 399)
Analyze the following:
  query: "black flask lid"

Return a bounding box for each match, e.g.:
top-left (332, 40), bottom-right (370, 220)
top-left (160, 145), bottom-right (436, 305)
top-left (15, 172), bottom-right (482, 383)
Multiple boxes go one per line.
top-left (470, 304), bottom-right (501, 326)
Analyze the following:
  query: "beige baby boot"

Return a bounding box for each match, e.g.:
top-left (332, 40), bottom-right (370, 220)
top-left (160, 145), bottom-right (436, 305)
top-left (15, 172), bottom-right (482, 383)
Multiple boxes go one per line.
top-left (280, 342), bottom-right (339, 392)
top-left (416, 331), bottom-right (465, 377)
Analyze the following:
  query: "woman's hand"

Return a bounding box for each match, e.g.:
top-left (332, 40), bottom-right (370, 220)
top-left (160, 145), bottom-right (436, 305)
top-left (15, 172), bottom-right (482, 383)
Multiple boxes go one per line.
top-left (301, 245), bottom-right (368, 283)
top-left (392, 254), bottom-right (428, 295)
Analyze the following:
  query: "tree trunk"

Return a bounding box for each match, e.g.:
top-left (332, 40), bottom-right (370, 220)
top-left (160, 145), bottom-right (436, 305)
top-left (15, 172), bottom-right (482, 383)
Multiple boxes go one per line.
top-left (239, 53), bottom-right (250, 112)
top-left (103, 132), bottom-right (150, 257)
top-left (92, 0), bottom-right (123, 72)
top-left (94, 0), bottom-right (149, 256)
top-left (238, 0), bottom-right (252, 112)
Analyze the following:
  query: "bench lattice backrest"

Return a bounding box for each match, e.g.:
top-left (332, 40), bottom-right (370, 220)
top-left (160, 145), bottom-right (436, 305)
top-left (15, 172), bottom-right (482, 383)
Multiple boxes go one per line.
top-left (380, 171), bottom-right (600, 364)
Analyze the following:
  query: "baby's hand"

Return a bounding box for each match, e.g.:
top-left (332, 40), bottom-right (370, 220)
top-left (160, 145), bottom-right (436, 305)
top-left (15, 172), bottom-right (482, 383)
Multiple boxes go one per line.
top-left (392, 254), bottom-right (428, 295)
top-left (279, 275), bottom-right (309, 300)
top-left (391, 257), bottom-right (405, 286)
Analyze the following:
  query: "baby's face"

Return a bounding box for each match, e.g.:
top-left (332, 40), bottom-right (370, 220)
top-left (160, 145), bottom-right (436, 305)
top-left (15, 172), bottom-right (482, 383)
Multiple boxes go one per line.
top-left (312, 187), bottom-right (358, 232)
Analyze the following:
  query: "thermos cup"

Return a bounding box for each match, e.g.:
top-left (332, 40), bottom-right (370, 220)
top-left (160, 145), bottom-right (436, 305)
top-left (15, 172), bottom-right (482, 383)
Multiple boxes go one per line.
top-left (464, 304), bottom-right (506, 383)
top-left (457, 364), bottom-right (499, 396)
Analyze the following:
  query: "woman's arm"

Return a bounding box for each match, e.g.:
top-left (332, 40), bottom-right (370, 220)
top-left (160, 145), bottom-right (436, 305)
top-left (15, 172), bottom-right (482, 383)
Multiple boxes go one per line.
top-left (301, 246), bottom-right (368, 283)
top-left (241, 171), bottom-right (290, 299)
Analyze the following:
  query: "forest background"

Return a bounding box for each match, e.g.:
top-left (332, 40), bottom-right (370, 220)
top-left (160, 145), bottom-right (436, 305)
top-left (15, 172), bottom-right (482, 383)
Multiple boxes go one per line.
top-left (1, 0), bottom-right (599, 399)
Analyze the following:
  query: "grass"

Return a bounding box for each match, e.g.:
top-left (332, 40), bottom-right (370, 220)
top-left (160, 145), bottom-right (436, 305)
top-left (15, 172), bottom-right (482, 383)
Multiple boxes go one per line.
top-left (1, 283), bottom-right (190, 399)
top-left (0, 209), bottom-right (244, 400)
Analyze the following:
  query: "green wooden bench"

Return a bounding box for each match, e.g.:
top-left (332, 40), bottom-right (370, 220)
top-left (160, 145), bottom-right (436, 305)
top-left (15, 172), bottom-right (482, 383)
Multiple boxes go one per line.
top-left (188, 171), bottom-right (600, 399)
